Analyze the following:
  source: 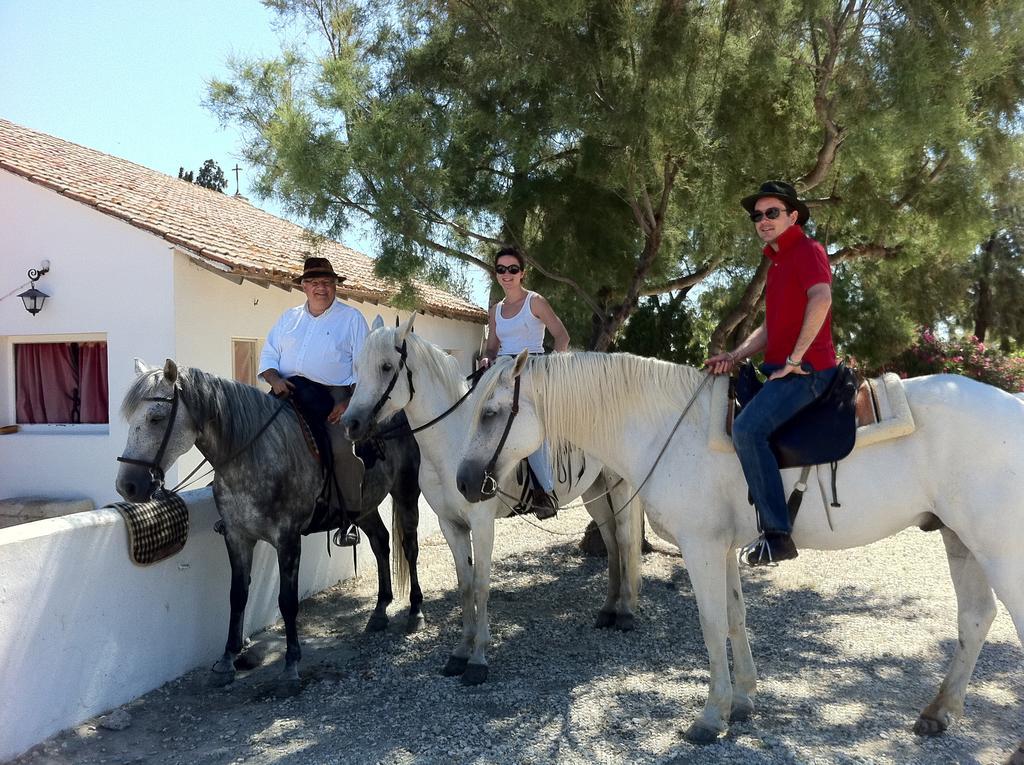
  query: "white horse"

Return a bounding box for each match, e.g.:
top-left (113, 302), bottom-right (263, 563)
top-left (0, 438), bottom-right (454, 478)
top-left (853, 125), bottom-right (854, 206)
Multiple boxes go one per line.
top-left (340, 316), bottom-right (643, 685)
top-left (455, 351), bottom-right (1024, 761)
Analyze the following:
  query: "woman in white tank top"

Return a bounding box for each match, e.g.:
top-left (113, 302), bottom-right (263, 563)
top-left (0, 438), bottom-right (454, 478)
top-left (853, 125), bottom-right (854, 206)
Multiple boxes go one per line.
top-left (479, 246), bottom-right (570, 519)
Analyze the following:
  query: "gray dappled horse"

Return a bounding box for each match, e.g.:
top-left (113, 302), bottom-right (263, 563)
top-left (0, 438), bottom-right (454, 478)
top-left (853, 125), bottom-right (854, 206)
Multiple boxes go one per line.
top-left (116, 359), bottom-right (423, 692)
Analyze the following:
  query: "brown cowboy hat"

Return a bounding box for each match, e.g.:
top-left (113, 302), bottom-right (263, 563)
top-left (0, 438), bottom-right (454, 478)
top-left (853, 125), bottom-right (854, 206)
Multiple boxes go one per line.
top-left (294, 256), bottom-right (345, 284)
top-left (741, 180), bottom-right (810, 226)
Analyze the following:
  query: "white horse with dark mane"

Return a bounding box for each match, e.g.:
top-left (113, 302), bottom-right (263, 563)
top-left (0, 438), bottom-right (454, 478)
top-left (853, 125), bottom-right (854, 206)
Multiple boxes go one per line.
top-left (456, 351), bottom-right (1024, 762)
top-left (341, 316), bottom-right (643, 684)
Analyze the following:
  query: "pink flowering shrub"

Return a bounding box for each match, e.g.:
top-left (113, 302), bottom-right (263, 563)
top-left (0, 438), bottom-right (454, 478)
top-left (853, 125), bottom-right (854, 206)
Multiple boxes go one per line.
top-left (881, 329), bottom-right (1024, 392)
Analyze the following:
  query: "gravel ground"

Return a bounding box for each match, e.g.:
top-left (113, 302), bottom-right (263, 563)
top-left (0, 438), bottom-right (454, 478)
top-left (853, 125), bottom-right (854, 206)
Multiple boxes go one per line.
top-left (11, 504), bottom-right (1023, 765)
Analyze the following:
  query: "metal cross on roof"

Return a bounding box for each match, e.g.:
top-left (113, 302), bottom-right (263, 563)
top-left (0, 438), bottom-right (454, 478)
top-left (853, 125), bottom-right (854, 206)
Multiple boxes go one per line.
top-left (231, 164), bottom-right (242, 196)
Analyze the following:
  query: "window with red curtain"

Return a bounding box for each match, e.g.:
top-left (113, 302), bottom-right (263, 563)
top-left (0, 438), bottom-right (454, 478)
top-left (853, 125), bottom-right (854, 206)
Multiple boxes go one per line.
top-left (15, 341), bottom-right (109, 424)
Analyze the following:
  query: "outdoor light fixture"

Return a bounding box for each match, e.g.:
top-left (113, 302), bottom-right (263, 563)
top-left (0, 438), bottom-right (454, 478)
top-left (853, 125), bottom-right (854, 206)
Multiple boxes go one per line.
top-left (18, 262), bottom-right (50, 316)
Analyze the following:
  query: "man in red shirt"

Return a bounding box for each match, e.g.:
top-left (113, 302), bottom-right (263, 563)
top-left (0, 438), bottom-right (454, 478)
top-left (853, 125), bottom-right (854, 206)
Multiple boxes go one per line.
top-left (705, 181), bottom-right (838, 565)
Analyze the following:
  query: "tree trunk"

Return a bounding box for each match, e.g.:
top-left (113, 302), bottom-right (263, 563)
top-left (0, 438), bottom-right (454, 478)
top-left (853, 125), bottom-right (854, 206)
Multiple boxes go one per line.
top-left (973, 233), bottom-right (996, 342)
top-left (709, 257), bottom-right (770, 353)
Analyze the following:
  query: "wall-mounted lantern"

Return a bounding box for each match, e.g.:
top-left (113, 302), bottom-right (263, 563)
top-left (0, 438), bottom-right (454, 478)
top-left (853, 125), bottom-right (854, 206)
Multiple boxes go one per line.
top-left (18, 262), bottom-right (50, 316)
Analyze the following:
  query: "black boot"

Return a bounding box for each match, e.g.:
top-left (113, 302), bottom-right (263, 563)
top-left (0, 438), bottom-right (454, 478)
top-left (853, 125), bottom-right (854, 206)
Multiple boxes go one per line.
top-left (531, 489), bottom-right (558, 520)
top-left (740, 531), bottom-right (798, 566)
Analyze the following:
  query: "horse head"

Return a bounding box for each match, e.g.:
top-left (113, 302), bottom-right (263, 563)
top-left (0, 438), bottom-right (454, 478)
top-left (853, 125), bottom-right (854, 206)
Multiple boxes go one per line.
top-left (456, 350), bottom-right (544, 502)
top-left (116, 358), bottom-right (200, 502)
top-left (343, 313), bottom-right (418, 441)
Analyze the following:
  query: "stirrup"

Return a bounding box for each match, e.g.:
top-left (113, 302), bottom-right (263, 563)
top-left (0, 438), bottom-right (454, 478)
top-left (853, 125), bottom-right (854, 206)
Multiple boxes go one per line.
top-left (333, 524), bottom-right (359, 548)
top-left (739, 534), bottom-right (775, 566)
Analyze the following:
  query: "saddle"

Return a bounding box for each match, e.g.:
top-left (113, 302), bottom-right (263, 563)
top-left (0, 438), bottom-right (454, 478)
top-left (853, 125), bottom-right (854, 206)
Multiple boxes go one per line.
top-left (283, 377), bottom-right (357, 541)
top-left (730, 362), bottom-right (858, 469)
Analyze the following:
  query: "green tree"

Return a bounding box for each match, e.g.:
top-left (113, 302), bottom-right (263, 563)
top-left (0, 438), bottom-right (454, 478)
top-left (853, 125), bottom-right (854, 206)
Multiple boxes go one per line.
top-left (178, 160), bottom-right (228, 192)
top-left (207, 0), bottom-right (1024, 354)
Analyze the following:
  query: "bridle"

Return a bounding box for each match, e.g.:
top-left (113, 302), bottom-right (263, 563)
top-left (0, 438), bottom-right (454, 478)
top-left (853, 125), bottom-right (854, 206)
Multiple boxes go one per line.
top-left (479, 374), bottom-right (522, 498)
top-left (363, 340), bottom-right (486, 441)
top-left (116, 387), bottom-right (181, 490)
top-left (117, 382), bottom-right (288, 496)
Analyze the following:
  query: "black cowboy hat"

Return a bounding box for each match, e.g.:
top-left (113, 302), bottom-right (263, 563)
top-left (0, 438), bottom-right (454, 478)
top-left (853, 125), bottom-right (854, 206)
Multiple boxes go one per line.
top-left (741, 180), bottom-right (810, 226)
top-left (294, 256), bottom-right (345, 284)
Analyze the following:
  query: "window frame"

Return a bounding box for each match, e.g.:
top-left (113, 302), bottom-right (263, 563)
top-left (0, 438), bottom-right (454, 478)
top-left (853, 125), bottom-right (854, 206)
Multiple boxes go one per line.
top-left (231, 337), bottom-right (261, 387)
top-left (6, 332), bottom-right (110, 434)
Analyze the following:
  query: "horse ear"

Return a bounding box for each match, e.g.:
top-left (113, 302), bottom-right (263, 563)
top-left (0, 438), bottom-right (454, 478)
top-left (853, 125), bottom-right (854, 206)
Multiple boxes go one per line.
top-left (396, 312), bottom-right (417, 344)
top-left (163, 358), bottom-right (179, 383)
top-left (134, 358), bottom-right (149, 376)
top-left (512, 349), bottom-right (530, 378)
top-left (371, 314), bottom-right (385, 331)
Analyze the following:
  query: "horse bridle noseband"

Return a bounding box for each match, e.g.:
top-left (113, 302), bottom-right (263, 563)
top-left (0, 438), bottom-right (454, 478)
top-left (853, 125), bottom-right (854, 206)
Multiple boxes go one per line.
top-left (116, 387), bottom-right (180, 489)
top-left (479, 374), bottom-right (522, 498)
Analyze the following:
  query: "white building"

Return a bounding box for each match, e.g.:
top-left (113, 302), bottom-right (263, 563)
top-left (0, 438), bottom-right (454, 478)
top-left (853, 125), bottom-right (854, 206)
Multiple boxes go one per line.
top-left (0, 118), bottom-right (487, 760)
top-left (0, 117), bottom-right (486, 507)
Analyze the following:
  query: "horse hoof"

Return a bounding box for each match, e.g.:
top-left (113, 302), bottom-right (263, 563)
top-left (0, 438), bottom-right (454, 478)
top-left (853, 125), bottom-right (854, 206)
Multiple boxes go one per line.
top-left (730, 700), bottom-right (755, 723)
top-left (461, 663), bottom-right (488, 686)
top-left (913, 714), bottom-right (947, 737)
top-left (615, 613), bottom-right (635, 631)
top-left (1008, 741), bottom-right (1024, 765)
top-left (209, 669), bottom-right (235, 688)
top-left (405, 613), bottom-right (426, 634)
top-left (594, 610), bottom-right (616, 629)
top-left (365, 613), bottom-right (389, 633)
top-left (683, 720), bottom-right (723, 745)
top-left (442, 655), bottom-right (469, 676)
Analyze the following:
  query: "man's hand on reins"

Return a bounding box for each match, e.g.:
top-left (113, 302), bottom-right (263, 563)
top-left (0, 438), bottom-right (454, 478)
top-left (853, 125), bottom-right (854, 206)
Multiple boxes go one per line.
top-left (327, 400), bottom-right (348, 425)
top-left (704, 351), bottom-right (739, 376)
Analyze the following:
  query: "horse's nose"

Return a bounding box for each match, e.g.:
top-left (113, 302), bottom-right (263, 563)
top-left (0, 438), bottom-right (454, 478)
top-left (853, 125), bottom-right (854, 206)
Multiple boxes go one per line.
top-left (116, 477), bottom-right (139, 502)
top-left (456, 462), bottom-right (483, 503)
top-left (343, 415), bottom-right (362, 441)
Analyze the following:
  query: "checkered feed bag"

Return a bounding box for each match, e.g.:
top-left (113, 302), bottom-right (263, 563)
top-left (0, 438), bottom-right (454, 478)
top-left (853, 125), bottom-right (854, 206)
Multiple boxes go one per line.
top-left (108, 491), bottom-right (189, 565)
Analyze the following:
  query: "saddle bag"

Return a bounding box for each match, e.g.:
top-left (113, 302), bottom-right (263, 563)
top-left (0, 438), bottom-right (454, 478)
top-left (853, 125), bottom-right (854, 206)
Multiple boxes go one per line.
top-left (734, 361), bottom-right (858, 469)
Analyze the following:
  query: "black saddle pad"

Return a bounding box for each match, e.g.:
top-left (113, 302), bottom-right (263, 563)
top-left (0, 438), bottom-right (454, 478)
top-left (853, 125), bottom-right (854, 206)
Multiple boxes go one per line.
top-left (735, 362), bottom-right (858, 468)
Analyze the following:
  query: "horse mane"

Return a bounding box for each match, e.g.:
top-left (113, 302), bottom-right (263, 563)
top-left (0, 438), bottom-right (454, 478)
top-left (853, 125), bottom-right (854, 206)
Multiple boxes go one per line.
top-left (475, 352), bottom-right (707, 455)
top-left (122, 365), bottom-right (297, 456)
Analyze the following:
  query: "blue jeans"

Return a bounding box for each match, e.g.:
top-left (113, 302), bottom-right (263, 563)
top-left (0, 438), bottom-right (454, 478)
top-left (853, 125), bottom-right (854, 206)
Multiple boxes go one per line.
top-left (732, 365), bottom-right (838, 534)
top-left (527, 440), bottom-right (555, 493)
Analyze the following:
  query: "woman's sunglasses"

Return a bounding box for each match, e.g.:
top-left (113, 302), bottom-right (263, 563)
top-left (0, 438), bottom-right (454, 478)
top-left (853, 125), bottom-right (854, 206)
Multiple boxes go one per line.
top-left (749, 207), bottom-right (789, 223)
top-left (495, 264), bottom-right (522, 275)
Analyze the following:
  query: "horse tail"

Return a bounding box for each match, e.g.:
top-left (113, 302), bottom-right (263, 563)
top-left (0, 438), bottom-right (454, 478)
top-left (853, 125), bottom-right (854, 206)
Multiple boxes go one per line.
top-left (391, 502), bottom-right (410, 599)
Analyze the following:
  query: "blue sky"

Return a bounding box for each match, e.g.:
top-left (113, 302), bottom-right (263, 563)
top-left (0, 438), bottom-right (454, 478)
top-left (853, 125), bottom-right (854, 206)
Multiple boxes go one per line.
top-left (0, 0), bottom-right (489, 306)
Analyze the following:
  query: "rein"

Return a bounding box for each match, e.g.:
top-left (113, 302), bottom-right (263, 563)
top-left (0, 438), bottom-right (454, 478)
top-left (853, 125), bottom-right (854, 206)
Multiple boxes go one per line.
top-left (479, 367), bottom-right (714, 533)
top-left (367, 354), bottom-right (486, 441)
top-left (117, 384), bottom-right (289, 495)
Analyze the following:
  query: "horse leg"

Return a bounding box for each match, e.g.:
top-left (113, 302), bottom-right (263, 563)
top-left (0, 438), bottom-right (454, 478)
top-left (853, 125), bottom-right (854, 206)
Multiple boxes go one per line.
top-left (914, 527), bottom-right (997, 736)
top-left (726, 552), bottom-right (757, 722)
top-left (274, 534), bottom-right (303, 692)
top-left (582, 477), bottom-right (622, 629)
top-left (678, 538), bottom-right (733, 745)
top-left (392, 466), bottom-right (425, 633)
top-left (438, 516), bottom-right (476, 678)
top-left (462, 515), bottom-right (496, 686)
top-left (355, 510), bottom-right (393, 633)
top-left (610, 477), bottom-right (643, 631)
top-left (210, 531), bottom-right (255, 687)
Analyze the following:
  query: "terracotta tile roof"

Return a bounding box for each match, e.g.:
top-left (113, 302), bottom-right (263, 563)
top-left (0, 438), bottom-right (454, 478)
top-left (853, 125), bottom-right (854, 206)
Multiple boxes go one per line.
top-left (0, 118), bottom-right (486, 323)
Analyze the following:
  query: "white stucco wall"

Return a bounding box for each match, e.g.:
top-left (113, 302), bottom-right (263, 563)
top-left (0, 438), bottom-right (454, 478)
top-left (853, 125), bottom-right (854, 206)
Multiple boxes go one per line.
top-left (0, 171), bottom-right (177, 504)
top-left (0, 486), bottom-right (397, 762)
top-left (0, 170), bottom-right (485, 507)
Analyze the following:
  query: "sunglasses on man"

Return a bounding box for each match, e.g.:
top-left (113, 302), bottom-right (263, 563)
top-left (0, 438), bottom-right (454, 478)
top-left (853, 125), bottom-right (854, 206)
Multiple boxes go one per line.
top-left (495, 264), bottom-right (522, 275)
top-left (749, 206), bottom-right (791, 223)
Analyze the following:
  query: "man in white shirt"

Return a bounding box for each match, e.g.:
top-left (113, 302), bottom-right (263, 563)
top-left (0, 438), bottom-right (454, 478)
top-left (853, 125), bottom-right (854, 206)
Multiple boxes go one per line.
top-left (259, 257), bottom-right (370, 543)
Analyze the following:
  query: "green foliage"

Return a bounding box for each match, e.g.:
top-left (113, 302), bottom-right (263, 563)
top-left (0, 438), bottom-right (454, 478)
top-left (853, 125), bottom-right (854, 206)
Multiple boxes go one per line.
top-left (178, 160), bottom-right (228, 192)
top-left (611, 295), bottom-right (706, 366)
top-left (879, 328), bottom-right (1024, 392)
top-left (205, 0), bottom-right (1024, 352)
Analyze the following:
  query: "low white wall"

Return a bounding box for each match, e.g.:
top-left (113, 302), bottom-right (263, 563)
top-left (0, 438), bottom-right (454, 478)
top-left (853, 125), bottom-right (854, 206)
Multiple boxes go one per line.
top-left (0, 486), bottom-right (440, 761)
